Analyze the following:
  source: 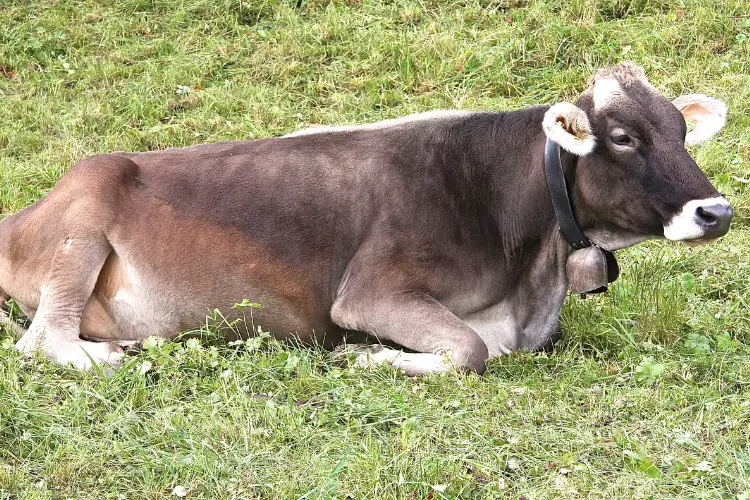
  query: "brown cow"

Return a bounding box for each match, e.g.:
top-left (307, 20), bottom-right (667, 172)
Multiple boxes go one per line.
top-left (0, 62), bottom-right (732, 373)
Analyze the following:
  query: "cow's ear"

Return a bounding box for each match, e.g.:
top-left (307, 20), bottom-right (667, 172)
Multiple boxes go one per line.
top-left (672, 94), bottom-right (727, 146)
top-left (542, 102), bottom-right (596, 156)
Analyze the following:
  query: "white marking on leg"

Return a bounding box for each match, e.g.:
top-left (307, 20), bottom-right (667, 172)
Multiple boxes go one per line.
top-left (663, 196), bottom-right (729, 241)
top-left (340, 344), bottom-right (453, 375)
top-left (16, 324), bottom-right (124, 369)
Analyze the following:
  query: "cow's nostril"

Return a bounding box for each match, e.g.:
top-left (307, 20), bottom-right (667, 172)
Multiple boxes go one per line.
top-left (694, 202), bottom-right (733, 238)
top-left (696, 206), bottom-right (717, 226)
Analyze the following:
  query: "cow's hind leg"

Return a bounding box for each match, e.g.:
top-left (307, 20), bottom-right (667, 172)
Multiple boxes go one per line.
top-left (15, 233), bottom-right (123, 369)
top-left (331, 291), bottom-right (489, 376)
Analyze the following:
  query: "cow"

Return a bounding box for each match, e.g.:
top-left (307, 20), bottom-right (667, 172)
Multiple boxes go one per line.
top-left (0, 62), bottom-right (732, 374)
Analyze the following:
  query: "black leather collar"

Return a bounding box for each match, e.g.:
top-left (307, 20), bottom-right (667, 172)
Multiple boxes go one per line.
top-left (544, 138), bottom-right (619, 293)
top-left (544, 138), bottom-right (591, 250)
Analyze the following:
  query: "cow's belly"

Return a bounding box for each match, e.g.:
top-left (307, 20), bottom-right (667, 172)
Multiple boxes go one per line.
top-left (79, 249), bottom-right (337, 345)
top-left (80, 283), bottom-right (182, 343)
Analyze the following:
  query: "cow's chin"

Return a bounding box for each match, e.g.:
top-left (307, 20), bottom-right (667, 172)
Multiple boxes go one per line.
top-left (681, 237), bottom-right (719, 246)
top-left (587, 229), bottom-right (719, 251)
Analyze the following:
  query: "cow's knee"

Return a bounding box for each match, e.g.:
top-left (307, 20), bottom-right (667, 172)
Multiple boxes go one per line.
top-left (448, 337), bottom-right (489, 374)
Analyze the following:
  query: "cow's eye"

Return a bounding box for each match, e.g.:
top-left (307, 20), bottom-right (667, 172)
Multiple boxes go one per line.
top-left (610, 134), bottom-right (632, 146)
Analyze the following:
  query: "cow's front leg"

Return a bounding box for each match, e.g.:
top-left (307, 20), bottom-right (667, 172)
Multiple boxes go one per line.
top-left (331, 290), bottom-right (489, 375)
top-left (15, 233), bottom-right (123, 369)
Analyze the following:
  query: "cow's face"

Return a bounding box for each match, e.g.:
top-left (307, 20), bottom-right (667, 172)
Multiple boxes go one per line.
top-left (542, 62), bottom-right (732, 250)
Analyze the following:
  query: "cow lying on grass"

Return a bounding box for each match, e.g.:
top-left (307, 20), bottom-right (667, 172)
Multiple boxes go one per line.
top-left (0, 62), bottom-right (732, 374)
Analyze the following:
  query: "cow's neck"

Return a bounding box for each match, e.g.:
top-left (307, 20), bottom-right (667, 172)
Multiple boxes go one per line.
top-left (444, 110), bottom-right (574, 352)
top-left (450, 109), bottom-right (573, 271)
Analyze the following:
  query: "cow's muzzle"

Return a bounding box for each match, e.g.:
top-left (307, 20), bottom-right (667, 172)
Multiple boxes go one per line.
top-left (695, 202), bottom-right (733, 238)
top-left (663, 197), bottom-right (733, 241)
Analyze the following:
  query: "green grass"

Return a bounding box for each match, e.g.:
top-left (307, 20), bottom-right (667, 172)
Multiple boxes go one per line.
top-left (1, 0), bottom-right (749, 497)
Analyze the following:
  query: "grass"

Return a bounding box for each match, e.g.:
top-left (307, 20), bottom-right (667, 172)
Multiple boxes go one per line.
top-left (0, 0), bottom-right (749, 497)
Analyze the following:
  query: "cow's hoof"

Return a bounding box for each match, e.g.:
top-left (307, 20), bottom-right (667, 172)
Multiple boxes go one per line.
top-left (335, 344), bottom-right (396, 368)
top-left (16, 335), bottom-right (124, 370)
top-left (14, 331), bottom-right (43, 355)
top-left (337, 343), bottom-right (455, 376)
top-left (54, 341), bottom-right (125, 370)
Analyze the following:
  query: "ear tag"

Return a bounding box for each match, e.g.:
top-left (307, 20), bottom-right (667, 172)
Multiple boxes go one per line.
top-left (566, 246), bottom-right (618, 295)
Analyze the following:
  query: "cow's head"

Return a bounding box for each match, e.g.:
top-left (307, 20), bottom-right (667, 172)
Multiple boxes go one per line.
top-left (542, 61), bottom-right (732, 250)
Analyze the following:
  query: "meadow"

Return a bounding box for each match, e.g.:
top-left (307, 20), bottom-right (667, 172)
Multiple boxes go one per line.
top-left (0, 0), bottom-right (749, 497)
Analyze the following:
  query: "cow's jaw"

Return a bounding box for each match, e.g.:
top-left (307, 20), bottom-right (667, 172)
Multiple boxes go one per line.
top-left (586, 229), bottom-right (652, 252)
top-left (663, 196), bottom-right (733, 242)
